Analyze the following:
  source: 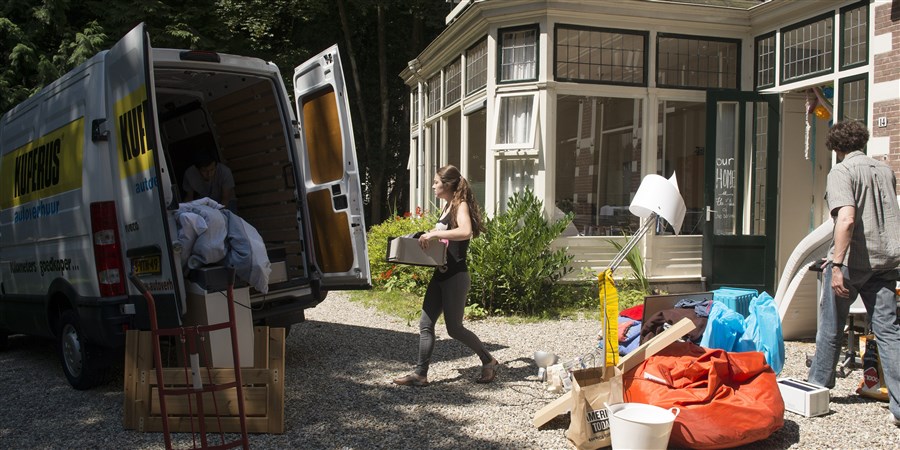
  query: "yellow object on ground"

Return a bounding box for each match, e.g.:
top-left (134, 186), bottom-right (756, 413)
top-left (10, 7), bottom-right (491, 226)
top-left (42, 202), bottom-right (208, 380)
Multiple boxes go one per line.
top-left (599, 269), bottom-right (619, 367)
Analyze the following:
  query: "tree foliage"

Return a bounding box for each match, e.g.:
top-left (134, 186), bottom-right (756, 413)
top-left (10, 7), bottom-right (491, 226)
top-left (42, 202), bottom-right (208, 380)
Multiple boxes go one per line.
top-left (1, 0), bottom-right (449, 224)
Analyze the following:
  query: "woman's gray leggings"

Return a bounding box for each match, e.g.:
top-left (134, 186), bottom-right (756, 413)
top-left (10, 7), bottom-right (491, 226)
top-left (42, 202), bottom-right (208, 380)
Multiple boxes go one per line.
top-left (415, 271), bottom-right (491, 376)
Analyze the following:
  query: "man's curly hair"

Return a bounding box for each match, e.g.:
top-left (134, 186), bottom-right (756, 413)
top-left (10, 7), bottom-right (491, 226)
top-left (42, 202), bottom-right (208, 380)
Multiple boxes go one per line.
top-left (825, 120), bottom-right (869, 153)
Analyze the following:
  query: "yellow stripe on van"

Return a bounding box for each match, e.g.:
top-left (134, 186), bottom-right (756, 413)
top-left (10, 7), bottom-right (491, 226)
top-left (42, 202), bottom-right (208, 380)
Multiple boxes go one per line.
top-left (0, 118), bottom-right (85, 210)
top-left (114, 85), bottom-right (155, 179)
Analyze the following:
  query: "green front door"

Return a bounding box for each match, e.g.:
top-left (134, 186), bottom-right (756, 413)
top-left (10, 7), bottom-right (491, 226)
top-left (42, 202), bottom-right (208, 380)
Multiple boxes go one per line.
top-left (703, 91), bottom-right (779, 294)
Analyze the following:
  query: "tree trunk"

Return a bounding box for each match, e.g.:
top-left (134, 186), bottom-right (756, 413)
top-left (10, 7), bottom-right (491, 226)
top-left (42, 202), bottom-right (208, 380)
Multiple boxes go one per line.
top-left (335, 0), bottom-right (372, 211)
top-left (369, 3), bottom-right (390, 225)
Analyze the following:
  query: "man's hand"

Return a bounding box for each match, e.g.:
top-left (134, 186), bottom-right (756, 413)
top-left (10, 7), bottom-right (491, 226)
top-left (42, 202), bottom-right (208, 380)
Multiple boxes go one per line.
top-left (831, 265), bottom-right (849, 298)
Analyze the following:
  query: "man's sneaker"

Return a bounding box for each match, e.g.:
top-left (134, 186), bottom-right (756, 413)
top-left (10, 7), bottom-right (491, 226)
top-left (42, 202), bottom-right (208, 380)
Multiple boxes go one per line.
top-left (890, 413), bottom-right (900, 427)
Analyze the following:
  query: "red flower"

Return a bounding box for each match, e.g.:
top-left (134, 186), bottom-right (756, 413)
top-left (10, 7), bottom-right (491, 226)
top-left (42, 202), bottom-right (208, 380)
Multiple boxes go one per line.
top-left (403, 211), bottom-right (411, 218)
top-left (380, 265), bottom-right (396, 280)
top-left (415, 206), bottom-right (422, 217)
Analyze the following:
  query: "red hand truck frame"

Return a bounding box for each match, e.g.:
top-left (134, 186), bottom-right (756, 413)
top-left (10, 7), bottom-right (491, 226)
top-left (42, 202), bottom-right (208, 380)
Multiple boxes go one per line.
top-left (129, 269), bottom-right (250, 450)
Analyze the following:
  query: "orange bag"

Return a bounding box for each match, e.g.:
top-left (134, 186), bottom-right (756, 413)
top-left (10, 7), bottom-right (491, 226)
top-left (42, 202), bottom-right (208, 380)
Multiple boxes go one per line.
top-left (622, 342), bottom-right (784, 449)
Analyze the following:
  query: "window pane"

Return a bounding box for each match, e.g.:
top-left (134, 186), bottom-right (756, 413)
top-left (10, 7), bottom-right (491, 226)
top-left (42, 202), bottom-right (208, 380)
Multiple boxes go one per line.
top-left (657, 35), bottom-right (738, 88)
top-left (782, 15), bottom-right (833, 82)
top-left (500, 28), bottom-right (537, 82)
top-left (841, 5), bottom-right (867, 68)
top-left (466, 39), bottom-right (488, 95)
top-left (840, 77), bottom-right (867, 123)
top-left (427, 74), bottom-right (441, 117)
top-left (498, 157), bottom-right (536, 212)
top-left (467, 109), bottom-right (487, 206)
top-left (714, 102), bottom-right (738, 235)
top-left (496, 95), bottom-right (535, 145)
top-left (428, 121), bottom-right (441, 181)
top-left (447, 112), bottom-right (461, 168)
top-left (755, 34), bottom-right (776, 88)
top-left (750, 101), bottom-right (769, 236)
top-left (656, 100), bottom-right (705, 235)
top-left (554, 95), bottom-right (642, 236)
top-left (411, 88), bottom-right (419, 126)
top-left (444, 59), bottom-right (462, 106)
top-left (554, 25), bottom-right (646, 85)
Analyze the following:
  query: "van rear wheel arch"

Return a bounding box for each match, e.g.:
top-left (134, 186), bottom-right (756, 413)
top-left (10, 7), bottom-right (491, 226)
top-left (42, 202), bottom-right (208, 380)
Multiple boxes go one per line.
top-left (46, 279), bottom-right (79, 336)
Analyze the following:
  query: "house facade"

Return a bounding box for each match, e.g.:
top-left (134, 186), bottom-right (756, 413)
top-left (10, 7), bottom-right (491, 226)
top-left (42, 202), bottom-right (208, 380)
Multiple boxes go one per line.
top-left (400, 0), bottom-right (900, 295)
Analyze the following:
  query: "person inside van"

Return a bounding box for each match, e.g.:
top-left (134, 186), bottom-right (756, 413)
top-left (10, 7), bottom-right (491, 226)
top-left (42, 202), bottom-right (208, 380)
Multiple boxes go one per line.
top-left (182, 153), bottom-right (237, 211)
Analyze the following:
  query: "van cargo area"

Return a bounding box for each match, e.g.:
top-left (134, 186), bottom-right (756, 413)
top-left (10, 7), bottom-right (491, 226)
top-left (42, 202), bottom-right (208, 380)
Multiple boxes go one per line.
top-left (155, 67), bottom-right (312, 305)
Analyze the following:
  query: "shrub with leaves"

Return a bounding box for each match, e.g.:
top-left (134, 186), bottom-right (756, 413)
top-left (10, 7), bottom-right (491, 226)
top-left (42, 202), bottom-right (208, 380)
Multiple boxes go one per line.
top-left (468, 189), bottom-right (574, 315)
top-left (366, 208), bottom-right (438, 297)
top-left (606, 236), bottom-right (651, 310)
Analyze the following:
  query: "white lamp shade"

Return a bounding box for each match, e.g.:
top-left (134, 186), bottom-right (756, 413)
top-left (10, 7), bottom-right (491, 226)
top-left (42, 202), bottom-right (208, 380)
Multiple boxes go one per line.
top-left (629, 173), bottom-right (687, 234)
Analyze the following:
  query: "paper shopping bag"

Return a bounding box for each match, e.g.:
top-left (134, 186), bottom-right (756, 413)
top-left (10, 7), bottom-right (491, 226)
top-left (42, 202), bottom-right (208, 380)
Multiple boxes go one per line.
top-left (565, 366), bottom-right (623, 450)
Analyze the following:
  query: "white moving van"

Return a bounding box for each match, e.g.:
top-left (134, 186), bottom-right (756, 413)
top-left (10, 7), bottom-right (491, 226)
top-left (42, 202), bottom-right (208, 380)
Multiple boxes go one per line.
top-left (0, 24), bottom-right (371, 389)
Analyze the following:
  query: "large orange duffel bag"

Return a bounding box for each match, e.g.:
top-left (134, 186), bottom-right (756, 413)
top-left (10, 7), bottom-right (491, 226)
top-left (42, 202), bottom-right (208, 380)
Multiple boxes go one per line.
top-left (622, 341), bottom-right (784, 449)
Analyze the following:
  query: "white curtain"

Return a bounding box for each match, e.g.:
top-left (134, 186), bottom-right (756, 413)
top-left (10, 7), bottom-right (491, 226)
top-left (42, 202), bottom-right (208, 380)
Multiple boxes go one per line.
top-left (497, 95), bottom-right (534, 145)
top-left (501, 30), bottom-right (536, 81)
top-left (497, 158), bottom-right (536, 212)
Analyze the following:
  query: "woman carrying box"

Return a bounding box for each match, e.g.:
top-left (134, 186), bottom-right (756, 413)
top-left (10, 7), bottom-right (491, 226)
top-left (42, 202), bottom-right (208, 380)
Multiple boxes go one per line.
top-left (393, 165), bottom-right (500, 386)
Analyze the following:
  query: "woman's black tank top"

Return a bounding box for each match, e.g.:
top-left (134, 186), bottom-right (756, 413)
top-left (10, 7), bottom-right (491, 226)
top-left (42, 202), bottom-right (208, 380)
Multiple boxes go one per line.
top-left (435, 209), bottom-right (469, 278)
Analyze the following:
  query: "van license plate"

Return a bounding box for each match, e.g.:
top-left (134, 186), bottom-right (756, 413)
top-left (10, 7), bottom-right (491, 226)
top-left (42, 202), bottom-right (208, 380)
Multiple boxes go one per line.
top-left (132, 256), bottom-right (161, 276)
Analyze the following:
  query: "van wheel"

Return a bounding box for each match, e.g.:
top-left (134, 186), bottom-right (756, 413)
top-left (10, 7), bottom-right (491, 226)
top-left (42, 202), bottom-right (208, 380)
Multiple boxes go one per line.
top-left (58, 310), bottom-right (105, 390)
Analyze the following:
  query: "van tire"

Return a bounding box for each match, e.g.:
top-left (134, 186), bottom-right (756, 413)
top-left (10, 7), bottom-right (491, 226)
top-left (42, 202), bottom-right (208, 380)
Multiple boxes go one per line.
top-left (58, 310), bottom-right (106, 390)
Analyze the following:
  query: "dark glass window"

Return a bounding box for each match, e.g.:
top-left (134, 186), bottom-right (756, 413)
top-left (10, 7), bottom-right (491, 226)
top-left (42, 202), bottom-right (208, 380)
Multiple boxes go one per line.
top-left (554, 25), bottom-right (647, 86)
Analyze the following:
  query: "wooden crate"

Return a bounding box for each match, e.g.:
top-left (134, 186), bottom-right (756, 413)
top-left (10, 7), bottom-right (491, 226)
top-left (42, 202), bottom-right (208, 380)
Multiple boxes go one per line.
top-left (123, 326), bottom-right (285, 434)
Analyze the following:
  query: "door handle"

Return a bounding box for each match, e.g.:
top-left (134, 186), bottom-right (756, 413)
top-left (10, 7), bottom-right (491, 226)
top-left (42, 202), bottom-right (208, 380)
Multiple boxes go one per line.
top-left (706, 206), bottom-right (716, 222)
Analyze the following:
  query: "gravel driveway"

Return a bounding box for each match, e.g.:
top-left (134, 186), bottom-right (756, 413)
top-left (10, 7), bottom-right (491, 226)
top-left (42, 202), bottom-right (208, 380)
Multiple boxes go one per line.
top-left (1, 291), bottom-right (899, 449)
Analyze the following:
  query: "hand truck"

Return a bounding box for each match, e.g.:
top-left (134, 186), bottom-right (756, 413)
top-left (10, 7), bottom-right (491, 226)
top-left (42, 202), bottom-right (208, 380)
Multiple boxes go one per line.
top-left (129, 269), bottom-right (250, 450)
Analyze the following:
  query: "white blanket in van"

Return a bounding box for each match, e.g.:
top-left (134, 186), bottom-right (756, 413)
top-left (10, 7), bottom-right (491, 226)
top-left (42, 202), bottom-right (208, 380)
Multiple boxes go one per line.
top-left (176, 198), bottom-right (272, 293)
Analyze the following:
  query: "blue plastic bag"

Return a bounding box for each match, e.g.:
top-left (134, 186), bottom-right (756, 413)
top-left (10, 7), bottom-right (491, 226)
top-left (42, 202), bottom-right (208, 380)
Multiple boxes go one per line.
top-left (734, 292), bottom-right (785, 374)
top-left (700, 302), bottom-right (746, 352)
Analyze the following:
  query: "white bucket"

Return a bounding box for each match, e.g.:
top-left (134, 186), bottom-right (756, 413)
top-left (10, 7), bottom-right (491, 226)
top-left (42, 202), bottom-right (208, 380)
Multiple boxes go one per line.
top-left (605, 402), bottom-right (680, 450)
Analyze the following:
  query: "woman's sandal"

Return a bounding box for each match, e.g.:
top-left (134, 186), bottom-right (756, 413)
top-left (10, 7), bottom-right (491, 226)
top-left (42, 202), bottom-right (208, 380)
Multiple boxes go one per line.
top-left (393, 373), bottom-right (429, 387)
top-left (477, 358), bottom-right (500, 383)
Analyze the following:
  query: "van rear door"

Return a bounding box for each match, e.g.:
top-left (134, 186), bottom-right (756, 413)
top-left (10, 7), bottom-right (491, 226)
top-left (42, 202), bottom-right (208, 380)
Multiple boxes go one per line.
top-left (292, 46), bottom-right (370, 290)
top-left (105, 23), bottom-right (185, 325)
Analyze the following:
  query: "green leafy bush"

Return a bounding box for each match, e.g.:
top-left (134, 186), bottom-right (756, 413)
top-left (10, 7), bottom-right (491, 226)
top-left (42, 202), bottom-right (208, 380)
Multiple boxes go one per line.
top-left (606, 235), bottom-right (651, 310)
top-left (468, 189), bottom-right (574, 315)
top-left (366, 209), bottom-right (438, 297)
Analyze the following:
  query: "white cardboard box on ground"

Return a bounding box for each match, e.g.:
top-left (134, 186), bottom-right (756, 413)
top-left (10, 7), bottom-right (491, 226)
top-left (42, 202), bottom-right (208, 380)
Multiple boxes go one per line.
top-left (777, 377), bottom-right (830, 417)
top-left (184, 283), bottom-right (254, 367)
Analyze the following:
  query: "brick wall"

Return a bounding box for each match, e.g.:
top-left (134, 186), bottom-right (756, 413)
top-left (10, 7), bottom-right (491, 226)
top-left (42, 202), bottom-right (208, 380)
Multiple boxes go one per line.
top-left (873, 2), bottom-right (900, 188)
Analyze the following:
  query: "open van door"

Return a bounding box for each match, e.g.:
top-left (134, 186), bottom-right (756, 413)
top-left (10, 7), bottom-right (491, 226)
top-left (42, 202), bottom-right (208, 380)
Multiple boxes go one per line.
top-left (293, 46), bottom-right (370, 290)
top-left (106, 23), bottom-right (185, 326)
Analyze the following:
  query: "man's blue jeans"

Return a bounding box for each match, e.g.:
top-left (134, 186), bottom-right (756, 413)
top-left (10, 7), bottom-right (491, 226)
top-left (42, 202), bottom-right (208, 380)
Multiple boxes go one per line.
top-left (808, 264), bottom-right (900, 420)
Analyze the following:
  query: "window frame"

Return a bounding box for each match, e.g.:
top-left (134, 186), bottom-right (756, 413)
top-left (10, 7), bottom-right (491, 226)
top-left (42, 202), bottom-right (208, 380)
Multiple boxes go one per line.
top-left (839, 1), bottom-right (869, 70)
top-left (466, 37), bottom-right (488, 96)
top-left (491, 91), bottom-right (540, 152)
top-left (553, 24), bottom-right (649, 87)
top-left (497, 24), bottom-right (540, 85)
top-left (838, 73), bottom-right (868, 124)
top-left (655, 33), bottom-right (741, 91)
top-left (754, 32), bottom-right (777, 90)
top-left (780, 11), bottom-right (835, 85)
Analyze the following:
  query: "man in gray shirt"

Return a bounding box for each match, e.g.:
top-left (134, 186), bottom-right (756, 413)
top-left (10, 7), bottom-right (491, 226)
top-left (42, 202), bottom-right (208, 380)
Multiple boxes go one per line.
top-left (182, 153), bottom-right (236, 211)
top-left (807, 120), bottom-right (900, 427)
